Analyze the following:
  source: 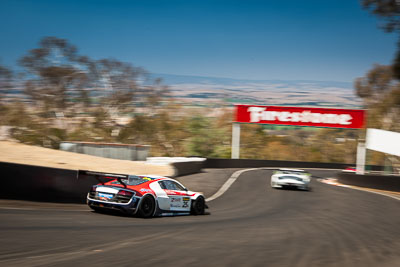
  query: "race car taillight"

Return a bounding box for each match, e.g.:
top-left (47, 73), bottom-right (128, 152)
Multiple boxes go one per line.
top-left (118, 190), bottom-right (134, 197)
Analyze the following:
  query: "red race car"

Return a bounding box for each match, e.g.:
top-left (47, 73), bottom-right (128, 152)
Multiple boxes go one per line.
top-left (79, 170), bottom-right (207, 217)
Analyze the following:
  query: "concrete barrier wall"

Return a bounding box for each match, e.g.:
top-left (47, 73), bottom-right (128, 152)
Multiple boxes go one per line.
top-left (204, 158), bottom-right (349, 169)
top-left (0, 160), bottom-right (203, 203)
top-left (0, 159), bottom-right (391, 204)
top-left (204, 158), bottom-right (384, 171)
top-left (60, 142), bottom-right (150, 161)
top-left (171, 161), bottom-right (204, 177)
top-left (338, 172), bottom-right (400, 192)
top-left (0, 162), bottom-right (97, 203)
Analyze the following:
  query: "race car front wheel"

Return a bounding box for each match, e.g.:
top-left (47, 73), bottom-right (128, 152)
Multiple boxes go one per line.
top-left (191, 196), bottom-right (205, 215)
top-left (137, 195), bottom-right (155, 218)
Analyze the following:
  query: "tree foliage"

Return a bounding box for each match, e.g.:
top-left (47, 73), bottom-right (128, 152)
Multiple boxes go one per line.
top-left (362, 0), bottom-right (400, 32)
top-left (18, 37), bottom-right (169, 116)
top-left (19, 37), bottom-right (92, 111)
top-left (362, 0), bottom-right (400, 79)
top-left (92, 58), bottom-right (144, 113)
top-left (0, 63), bottom-right (13, 102)
top-left (354, 64), bottom-right (400, 131)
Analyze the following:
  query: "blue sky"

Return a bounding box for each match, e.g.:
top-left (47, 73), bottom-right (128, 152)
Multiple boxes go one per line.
top-left (0, 0), bottom-right (397, 82)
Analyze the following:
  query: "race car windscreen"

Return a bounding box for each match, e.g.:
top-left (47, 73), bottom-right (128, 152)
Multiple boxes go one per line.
top-left (111, 175), bottom-right (155, 186)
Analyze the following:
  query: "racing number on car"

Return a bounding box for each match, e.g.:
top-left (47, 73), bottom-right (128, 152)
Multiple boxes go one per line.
top-left (182, 197), bottom-right (190, 208)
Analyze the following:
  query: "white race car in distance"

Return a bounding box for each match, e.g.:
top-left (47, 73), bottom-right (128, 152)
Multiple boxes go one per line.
top-left (270, 168), bottom-right (311, 190)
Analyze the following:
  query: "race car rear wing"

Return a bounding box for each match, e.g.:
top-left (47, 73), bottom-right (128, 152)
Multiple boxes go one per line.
top-left (77, 170), bottom-right (129, 188)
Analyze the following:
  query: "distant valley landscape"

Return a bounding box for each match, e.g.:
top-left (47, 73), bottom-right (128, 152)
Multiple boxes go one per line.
top-left (154, 73), bottom-right (362, 108)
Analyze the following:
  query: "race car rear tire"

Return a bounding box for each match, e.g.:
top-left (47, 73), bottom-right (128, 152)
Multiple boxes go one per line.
top-left (191, 196), bottom-right (205, 215)
top-left (137, 195), bottom-right (155, 218)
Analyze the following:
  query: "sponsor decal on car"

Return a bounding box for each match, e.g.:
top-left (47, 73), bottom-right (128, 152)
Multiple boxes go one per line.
top-left (98, 192), bottom-right (113, 201)
top-left (171, 197), bottom-right (181, 202)
top-left (170, 197), bottom-right (182, 207)
top-left (140, 188), bottom-right (151, 192)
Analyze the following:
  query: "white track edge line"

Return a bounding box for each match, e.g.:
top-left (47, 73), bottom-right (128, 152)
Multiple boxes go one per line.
top-left (206, 167), bottom-right (290, 202)
top-left (319, 178), bottom-right (400, 201)
top-left (346, 186), bottom-right (400, 201)
top-left (206, 168), bottom-right (260, 202)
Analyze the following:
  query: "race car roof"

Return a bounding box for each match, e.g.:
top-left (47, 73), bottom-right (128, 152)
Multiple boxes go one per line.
top-left (278, 168), bottom-right (306, 172)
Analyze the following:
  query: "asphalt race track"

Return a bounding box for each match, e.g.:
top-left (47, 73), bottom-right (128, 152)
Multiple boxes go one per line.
top-left (1, 169), bottom-right (400, 267)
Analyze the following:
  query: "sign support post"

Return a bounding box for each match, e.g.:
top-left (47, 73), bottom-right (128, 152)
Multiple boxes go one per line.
top-left (232, 104), bottom-right (366, 162)
top-left (231, 123), bottom-right (241, 159)
top-left (356, 142), bottom-right (366, 175)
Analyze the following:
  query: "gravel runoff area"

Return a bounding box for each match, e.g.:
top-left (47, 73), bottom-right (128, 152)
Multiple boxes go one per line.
top-left (0, 141), bottom-right (174, 176)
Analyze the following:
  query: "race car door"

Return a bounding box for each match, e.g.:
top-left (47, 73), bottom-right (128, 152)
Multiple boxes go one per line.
top-left (159, 180), bottom-right (191, 212)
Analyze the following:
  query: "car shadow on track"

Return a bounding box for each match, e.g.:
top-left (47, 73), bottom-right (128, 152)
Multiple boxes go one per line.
top-left (90, 209), bottom-right (211, 218)
top-left (273, 187), bottom-right (312, 192)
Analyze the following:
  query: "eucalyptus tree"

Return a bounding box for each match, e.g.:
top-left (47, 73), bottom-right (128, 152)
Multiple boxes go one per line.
top-left (0, 64), bottom-right (13, 103)
top-left (19, 37), bottom-right (93, 112)
top-left (354, 64), bottom-right (400, 131)
top-left (362, 0), bottom-right (400, 79)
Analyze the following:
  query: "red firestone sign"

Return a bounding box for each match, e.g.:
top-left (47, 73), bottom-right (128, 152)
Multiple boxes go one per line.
top-left (234, 105), bottom-right (365, 129)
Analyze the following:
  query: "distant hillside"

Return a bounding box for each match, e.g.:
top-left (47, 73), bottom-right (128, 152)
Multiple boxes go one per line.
top-left (152, 73), bottom-right (361, 108)
top-left (153, 73), bottom-right (352, 88)
top-left (6, 73), bottom-right (360, 108)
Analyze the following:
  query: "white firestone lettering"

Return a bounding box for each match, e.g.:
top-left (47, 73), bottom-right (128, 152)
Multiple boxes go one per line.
top-left (322, 114), bottom-right (338, 124)
top-left (279, 111), bottom-right (290, 122)
top-left (301, 111), bottom-right (311, 123)
top-left (247, 107), bottom-right (353, 125)
top-left (311, 113), bottom-right (321, 123)
top-left (271, 111), bottom-right (280, 121)
top-left (248, 107), bottom-right (266, 122)
top-left (291, 112), bottom-right (301, 122)
top-left (339, 114), bottom-right (352, 125)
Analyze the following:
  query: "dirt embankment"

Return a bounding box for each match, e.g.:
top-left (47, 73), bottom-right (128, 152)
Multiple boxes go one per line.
top-left (0, 141), bottom-right (174, 176)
